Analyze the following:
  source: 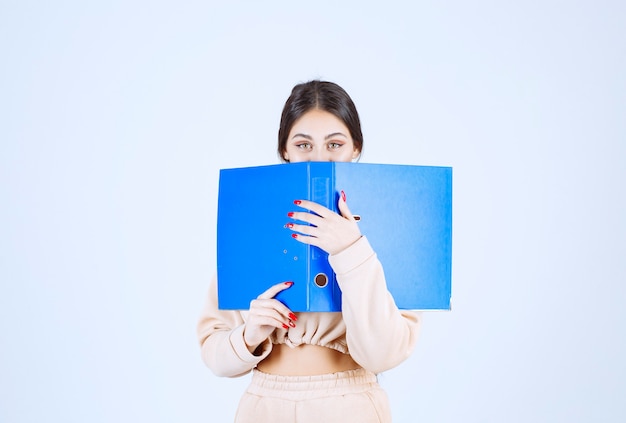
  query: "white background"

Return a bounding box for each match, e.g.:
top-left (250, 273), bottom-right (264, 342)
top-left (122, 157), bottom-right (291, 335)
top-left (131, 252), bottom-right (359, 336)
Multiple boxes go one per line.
top-left (1, 1), bottom-right (625, 422)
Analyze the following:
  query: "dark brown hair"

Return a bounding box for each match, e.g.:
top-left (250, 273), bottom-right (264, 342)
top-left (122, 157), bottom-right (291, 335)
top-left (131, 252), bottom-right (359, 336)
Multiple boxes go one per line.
top-left (277, 80), bottom-right (363, 162)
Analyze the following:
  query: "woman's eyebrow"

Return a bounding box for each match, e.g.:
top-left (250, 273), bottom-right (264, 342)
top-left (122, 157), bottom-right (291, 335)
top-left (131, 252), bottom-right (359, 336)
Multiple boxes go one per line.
top-left (325, 132), bottom-right (348, 140)
top-left (291, 133), bottom-right (313, 140)
top-left (290, 132), bottom-right (348, 140)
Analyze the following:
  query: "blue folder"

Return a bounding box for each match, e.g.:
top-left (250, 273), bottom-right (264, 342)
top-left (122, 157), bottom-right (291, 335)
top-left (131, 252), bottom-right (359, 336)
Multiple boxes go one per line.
top-left (217, 162), bottom-right (452, 311)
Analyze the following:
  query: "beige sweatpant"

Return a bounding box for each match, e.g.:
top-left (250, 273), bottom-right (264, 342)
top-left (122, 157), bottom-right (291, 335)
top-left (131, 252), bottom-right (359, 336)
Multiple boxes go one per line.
top-left (234, 368), bottom-right (392, 423)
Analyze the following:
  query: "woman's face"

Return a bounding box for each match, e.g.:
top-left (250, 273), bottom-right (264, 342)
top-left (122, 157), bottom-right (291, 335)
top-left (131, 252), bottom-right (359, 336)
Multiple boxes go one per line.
top-left (283, 109), bottom-right (360, 163)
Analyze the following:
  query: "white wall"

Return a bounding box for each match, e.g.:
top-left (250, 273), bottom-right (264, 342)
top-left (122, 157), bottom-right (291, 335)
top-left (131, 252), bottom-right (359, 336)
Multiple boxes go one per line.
top-left (1, 1), bottom-right (624, 422)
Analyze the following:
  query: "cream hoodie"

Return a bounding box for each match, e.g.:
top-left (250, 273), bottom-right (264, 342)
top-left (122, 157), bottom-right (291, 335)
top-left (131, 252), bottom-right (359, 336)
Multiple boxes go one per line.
top-left (197, 236), bottom-right (421, 377)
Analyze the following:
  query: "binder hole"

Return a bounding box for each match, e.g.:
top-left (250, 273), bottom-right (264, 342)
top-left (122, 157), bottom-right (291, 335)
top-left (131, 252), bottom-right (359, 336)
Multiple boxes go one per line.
top-left (294, 256), bottom-right (298, 261)
top-left (314, 273), bottom-right (328, 288)
top-left (283, 250), bottom-right (287, 254)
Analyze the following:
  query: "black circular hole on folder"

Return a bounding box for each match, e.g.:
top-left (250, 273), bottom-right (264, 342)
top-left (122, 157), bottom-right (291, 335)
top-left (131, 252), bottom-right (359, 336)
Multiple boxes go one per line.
top-left (314, 273), bottom-right (328, 288)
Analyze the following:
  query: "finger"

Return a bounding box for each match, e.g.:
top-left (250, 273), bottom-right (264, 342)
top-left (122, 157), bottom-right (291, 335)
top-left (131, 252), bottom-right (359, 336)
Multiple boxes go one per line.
top-left (248, 310), bottom-right (285, 326)
top-left (337, 190), bottom-right (355, 220)
top-left (292, 199), bottom-right (334, 218)
top-left (286, 222), bottom-right (312, 236)
top-left (245, 315), bottom-right (290, 343)
top-left (257, 281), bottom-right (294, 300)
top-left (290, 232), bottom-right (320, 248)
top-left (248, 300), bottom-right (297, 327)
top-left (250, 297), bottom-right (294, 318)
top-left (287, 211), bottom-right (324, 226)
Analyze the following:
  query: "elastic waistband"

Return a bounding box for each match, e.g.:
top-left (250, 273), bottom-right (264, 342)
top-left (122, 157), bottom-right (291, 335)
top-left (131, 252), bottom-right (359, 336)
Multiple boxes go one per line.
top-left (247, 368), bottom-right (379, 401)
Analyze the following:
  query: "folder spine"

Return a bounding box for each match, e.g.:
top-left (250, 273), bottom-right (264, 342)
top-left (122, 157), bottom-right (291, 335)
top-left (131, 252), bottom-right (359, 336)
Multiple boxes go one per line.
top-left (307, 163), bottom-right (340, 311)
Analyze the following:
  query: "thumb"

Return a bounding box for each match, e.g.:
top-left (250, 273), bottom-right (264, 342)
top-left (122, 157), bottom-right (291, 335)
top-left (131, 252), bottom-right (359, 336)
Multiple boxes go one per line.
top-left (337, 190), bottom-right (355, 220)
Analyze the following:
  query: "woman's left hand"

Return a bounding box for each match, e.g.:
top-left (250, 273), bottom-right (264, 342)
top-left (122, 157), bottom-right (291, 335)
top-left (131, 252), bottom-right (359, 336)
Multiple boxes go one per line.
top-left (286, 191), bottom-right (361, 256)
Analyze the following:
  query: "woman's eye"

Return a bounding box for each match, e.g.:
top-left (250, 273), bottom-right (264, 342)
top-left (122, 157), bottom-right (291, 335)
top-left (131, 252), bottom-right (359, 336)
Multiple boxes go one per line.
top-left (295, 143), bottom-right (312, 150)
top-left (328, 142), bottom-right (343, 149)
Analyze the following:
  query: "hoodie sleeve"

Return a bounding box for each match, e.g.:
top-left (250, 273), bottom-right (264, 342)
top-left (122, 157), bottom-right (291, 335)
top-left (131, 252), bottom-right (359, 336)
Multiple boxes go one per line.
top-left (329, 236), bottom-right (421, 374)
top-left (196, 275), bottom-right (272, 378)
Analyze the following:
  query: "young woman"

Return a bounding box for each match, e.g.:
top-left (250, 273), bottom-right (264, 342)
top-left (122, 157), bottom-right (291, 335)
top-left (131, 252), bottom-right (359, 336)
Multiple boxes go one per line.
top-left (197, 80), bottom-right (421, 422)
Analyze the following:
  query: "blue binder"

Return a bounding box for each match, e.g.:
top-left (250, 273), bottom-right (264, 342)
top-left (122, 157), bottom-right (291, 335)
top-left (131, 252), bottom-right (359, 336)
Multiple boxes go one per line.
top-left (217, 162), bottom-right (452, 311)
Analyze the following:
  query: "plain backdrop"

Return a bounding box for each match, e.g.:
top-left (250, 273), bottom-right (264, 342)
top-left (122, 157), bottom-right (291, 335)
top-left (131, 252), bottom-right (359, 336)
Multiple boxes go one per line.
top-left (1, 1), bottom-right (625, 422)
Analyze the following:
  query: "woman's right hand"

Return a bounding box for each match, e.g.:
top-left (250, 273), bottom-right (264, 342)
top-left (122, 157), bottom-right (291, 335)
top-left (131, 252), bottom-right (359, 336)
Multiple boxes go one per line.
top-left (243, 281), bottom-right (296, 352)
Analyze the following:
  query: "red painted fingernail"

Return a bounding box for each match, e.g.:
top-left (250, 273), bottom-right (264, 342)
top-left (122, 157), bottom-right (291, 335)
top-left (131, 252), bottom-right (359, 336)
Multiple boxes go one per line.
top-left (291, 233), bottom-right (298, 239)
top-left (294, 200), bottom-right (301, 205)
top-left (282, 323), bottom-right (289, 329)
top-left (289, 313), bottom-right (297, 321)
top-left (287, 212), bottom-right (295, 217)
top-left (284, 281), bottom-right (294, 287)
top-left (288, 320), bottom-right (296, 328)
top-left (341, 190), bottom-right (346, 202)
top-left (286, 222), bottom-right (294, 228)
